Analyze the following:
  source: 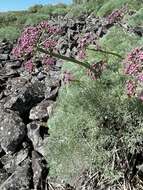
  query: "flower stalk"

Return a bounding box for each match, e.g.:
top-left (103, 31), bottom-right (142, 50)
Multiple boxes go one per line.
top-left (37, 47), bottom-right (96, 72)
top-left (87, 47), bottom-right (123, 59)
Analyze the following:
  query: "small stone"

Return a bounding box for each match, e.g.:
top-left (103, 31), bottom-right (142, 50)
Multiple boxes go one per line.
top-left (45, 70), bottom-right (61, 88)
top-left (37, 72), bottom-right (45, 81)
top-left (27, 122), bottom-right (48, 155)
top-left (0, 54), bottom-right (9, 61)
top-left (32, 151), bottom-right (49, 190)
top-left (0, 159), bottom-right (32, 190)
top-left (1, 149), bottom-right (28, 173)
top-left (4, 79), bottom-right (45, 117)
top-left (29, 100), bottom-right (55, 121)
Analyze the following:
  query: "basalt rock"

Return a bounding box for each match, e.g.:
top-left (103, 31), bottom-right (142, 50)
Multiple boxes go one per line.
top-left (0, 159), bottom-right (32, 190)
top-left (0, 39), bottom-right (60, 190)
top-left (0, 13), bottom-right (112, 190)
top-left (1, 148), bottom-right (29, 173)
top-left (0, 168), bottom-right (9, 186)
top-left (27, 121), bottom-right (49, 155)
top-left (29, 100), bottom-right (55, 121)
top-left (4, 78), bottom-right (45, 122)
top-left (0, 108), bottom-right (26, 153)
top-left (32, 151), bottom-right (49, 190)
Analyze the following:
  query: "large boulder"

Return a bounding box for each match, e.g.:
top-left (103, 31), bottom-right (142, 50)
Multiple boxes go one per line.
top-left (27, 121), bottom-right (49, 155)
top-left (29, 100), bottom-right (55, 121)
top-left (3, 78), bottom-right (45, 121)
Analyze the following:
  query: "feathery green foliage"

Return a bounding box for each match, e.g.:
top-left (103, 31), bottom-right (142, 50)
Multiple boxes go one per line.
top-left (127, 8), bottom-right (143, 27)
top-left (46, 24), bottom-right (143, 183)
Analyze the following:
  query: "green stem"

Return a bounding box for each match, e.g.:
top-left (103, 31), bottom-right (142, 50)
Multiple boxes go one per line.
top-left (37, 47), bottom-right (96, 72)
top-left (87, 47), bottom-right (123, 59)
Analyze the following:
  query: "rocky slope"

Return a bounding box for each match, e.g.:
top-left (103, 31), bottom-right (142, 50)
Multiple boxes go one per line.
top-left (0, 38), bottom-right (62, 189)
top-left (0, 11), bottom-right (142, 190)
top-left (0, 14), bottom-right (107, 190)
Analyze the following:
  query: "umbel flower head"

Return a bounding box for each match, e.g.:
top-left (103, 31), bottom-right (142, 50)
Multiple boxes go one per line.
top-left (62, 71), bottom-right (75, 85)
top-left (87, 60), bottom-right (106, 80)
top-left (12, 20), bottom-right (104, 80)
top-left (77, 32), bottom-right (96, 60)
top-left (12, 21), bottom-right (61, 72)
top-left (124, 47), bottom-right (143, 100)
top-left (12, 26), bottom-right (41, 58)
top-left (107, 7), bottom-right (126, 25)
top-left (126, 80), bottom-right (136, 97)
top-left (24, 59), bottom-right (34, 72)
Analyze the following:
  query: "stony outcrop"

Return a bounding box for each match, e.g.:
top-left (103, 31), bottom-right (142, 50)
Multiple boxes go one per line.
top-left (0, 39), bottom-right (61, 190)
top-left (0, 14), bottom-right (110, 190)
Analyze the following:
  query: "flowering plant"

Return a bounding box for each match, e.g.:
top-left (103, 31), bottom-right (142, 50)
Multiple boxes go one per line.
top-left (12, 21), bottom-right (96, 74)
top-left (124, 47), bottom-right (143, 99)
top-left (12, 20), bottom-right (125, 84)
top-left (106, 7), bottom-right (127, 25)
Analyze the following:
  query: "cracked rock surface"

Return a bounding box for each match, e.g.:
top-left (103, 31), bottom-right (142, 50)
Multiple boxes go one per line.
top-left (0, 39), bottom-right (61, 190)
top-left (0, 13), bottom-right (110, 189)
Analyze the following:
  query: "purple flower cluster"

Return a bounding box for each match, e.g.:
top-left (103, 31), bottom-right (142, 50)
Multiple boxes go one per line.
top-left (87, 61), bottom-right (105, 80)
top-left (12, 21), bottom-right (61, 72)
top-left (42, 55), bottom-right (55, 66)
top-left (24, 59), bottom-right (34, 72)
top-left (124, 47), bottom-right (143, 99)
top-left (62, 71), bottom-right (75, 85)
top-left (126, 80), bottom-right (136, 97)
top-left (107, 8), bottom-right (125, 25)
top-left (38, 21), bottom-right (61, 34)
top-left (12, 26), bottom-right (41, 58)
top-left (43, 39), bottom-right (57, 49)
top-left (77, 32), bottom-right (96, 60)
top-left (12, 21), bottom-right (60, 59)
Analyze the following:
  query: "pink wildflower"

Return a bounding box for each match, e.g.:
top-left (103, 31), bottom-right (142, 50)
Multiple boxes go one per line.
top-left (77, 50), bottom-right (86, 60)
top-left (42, 56), bottom-right (55, 65)
top-left (138, 74), bottom-right (143, 82)
top-left (78, 32), bottom-right (95, 49)
top-left (139, 52), bottom-right (143, 60)
top-left (87, 61), bottom-right (105, 80)
top-left (126, 80), bottom-right (136, 97)
top-left (43, 39), bottom-right (57, 49)
top-left (107, 8), bottom-right (125, 24)
top-left (124, 63), bottom-right (141, 75)
top-left (62, 71), bottom-right (74, 85)
top-left (38, 21), bottom-right (50, 30)
top-left (38, 21), bottom-right (61, 34)
top-left (12, 26), bottom-right (40, 58)
top-left (124, 47), bottom-right (143, 99)
top-left (24, 59), bottom-right (34, 72)
top-left (77, 32), bottom-right (96, 61)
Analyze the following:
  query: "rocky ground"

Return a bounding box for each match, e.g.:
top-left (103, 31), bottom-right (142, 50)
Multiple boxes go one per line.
top-left (0, 14), bottom-right (108, 190)
top-left (0, 12), bottom-right (142, 190)
top-left (0, 38), bottom-right (59, 190)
